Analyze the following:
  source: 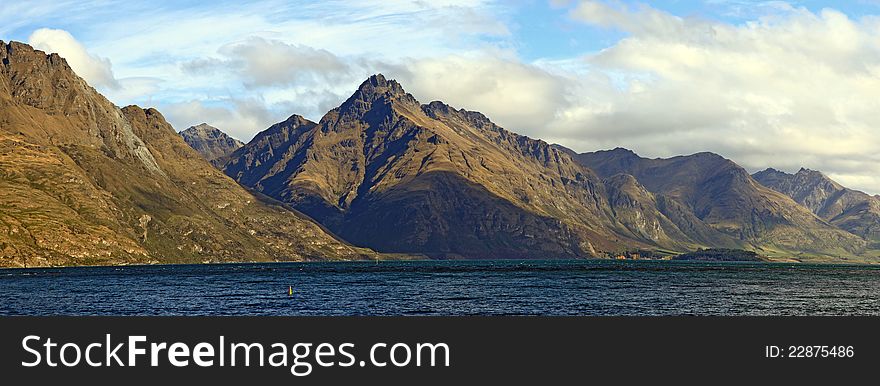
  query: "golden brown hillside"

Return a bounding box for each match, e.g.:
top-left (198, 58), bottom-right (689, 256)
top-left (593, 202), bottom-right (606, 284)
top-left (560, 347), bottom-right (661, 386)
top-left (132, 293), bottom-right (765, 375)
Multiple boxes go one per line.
top-left (0, 41), bottom-right (376, 267)
top-left (224, 75), bottom-right (724, 258)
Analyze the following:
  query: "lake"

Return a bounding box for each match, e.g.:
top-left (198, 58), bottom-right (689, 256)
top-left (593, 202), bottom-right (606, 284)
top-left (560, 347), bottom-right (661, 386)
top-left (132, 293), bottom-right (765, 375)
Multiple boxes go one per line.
top-left (1, 260), bottom-right (879, 315)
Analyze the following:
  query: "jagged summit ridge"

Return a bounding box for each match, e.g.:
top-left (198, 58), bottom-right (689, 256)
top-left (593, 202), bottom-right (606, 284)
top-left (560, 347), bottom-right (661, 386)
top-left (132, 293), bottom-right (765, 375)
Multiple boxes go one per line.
top-left (360, 73), bottom-right (405, 95)
top-left (336, 73), bottom-right (419, 116)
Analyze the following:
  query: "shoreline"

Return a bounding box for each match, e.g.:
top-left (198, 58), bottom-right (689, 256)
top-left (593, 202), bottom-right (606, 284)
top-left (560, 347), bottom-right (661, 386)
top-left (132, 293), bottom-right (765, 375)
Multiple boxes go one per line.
top-left (3, 257), bottom-right (880, 271)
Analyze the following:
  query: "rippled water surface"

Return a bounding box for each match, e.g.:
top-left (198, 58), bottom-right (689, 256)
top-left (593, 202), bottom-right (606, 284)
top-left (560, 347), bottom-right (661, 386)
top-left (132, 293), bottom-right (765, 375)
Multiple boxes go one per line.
top-left (1, 260), bottom-right (879, 315)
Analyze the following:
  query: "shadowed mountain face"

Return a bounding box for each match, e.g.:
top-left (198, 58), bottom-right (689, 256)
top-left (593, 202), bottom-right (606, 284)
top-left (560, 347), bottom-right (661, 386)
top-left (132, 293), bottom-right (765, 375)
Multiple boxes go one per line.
top-left (225, 74), bottom-right (865, 260)
top-left (754, 168), bottom-right (880, 241)
top-left (224, 75), bottom-right (611, 258)
top-left (6, 39), bottom-right (876, 265)
top-left (0, 41), bottom-right (375, 267)
top-left (179, 123), bottom-right (243, 166)
top-left (570, 148), bottom-right (868, 260)
top-left (226, 74), bottom-right (743, 258)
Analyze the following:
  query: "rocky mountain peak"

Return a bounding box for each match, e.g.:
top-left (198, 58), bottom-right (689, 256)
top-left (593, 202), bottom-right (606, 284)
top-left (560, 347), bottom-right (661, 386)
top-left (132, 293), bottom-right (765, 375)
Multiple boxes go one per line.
top-left (1, 41), bottom-right (85, 111)
top-left (363, 73), bottom-right (400, 91)
top-left (757, 167), bottom-right (839, 190)
top-left (797, 167), bottom-right (814, 174)
top-left (753, 165), bottom-right (880, 240)
top-left (752, 168), bottom-right (791, 187)
top-left (2, 40), bottom-right (66, 68)
top-left (792, 167), bottom-right (841, 188)
top-left (576, 148), bottom-right (643, 178)
top-left (189, 122), bottom-right (215, 133)
top-left (609, 147), bottom-right (640, 157)
top-left (180, 123), bottom-right (223, 139)
top-left (756, 167), bottom-right (785, 175)
top-left (254, 114), bottom-right (317, 140)
top-left (278, 113), bottom-right (315, 128)
top-left (355, 73), bottom-right (408, 100)
top-left (179, 122), bottom-right (244, 166)
top-left (795, 167), bottom-right (828, 180)
top-left (1, 41), bottom-right (167, 177)
top-left (338, 74), bottom-right (419, 117)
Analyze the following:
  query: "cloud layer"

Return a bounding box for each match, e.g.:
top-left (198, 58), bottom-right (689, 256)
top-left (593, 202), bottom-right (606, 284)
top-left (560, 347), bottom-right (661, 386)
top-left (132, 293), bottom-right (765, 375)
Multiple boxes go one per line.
top-left (5, 1), bottom-right (880, 194)
top-left (541, 1), bottom-right (880, 193)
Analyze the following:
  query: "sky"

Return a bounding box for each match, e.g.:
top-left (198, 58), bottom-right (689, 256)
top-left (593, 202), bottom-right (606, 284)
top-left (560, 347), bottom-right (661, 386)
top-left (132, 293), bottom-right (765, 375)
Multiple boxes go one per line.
top-left (2, 0), bottom-right (880, 194)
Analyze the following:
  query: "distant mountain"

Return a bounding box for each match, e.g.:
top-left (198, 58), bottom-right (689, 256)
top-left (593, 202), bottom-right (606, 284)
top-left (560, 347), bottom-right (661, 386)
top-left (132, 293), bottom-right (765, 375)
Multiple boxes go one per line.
top-left (568, 148), bottom-right (867, 260)
top-left (224, 74), bottom-right (728, 258)
top-left (0, 41), bottom-right (375, 267)
top-left (224, 75), bottom-right (615, 258)
top-left (222, 74), bottom-right (873, 261)
top-left (753, 168), bottom-right (880, 241)
top-left (5, 39), bottom-right (878, 265)
top-left (179, 123), bottom-right (243, 166)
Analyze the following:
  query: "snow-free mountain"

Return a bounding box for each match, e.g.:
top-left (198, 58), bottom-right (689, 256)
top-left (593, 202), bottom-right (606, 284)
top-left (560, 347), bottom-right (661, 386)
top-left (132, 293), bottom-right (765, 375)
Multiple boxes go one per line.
top-left (4, 40), bottom-right (880, 267)
top-left (217, 74), bottom-right (878, 263)
top-left (0, 41), bottom-right (376, 267)
top-left (179, 123), bottom-right (244, 167)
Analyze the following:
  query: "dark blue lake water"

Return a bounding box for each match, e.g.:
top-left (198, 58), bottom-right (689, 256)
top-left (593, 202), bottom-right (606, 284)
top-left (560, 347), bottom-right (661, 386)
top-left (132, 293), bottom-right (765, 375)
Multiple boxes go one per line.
top-left (1, 260), bottom-right (879, 315)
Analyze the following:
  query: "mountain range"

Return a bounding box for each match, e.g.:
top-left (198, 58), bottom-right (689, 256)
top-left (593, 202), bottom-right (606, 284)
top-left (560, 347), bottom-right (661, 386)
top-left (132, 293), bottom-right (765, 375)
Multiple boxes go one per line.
top-left (753, 168), bottom-right (880, 244)
top-left (3, 40), bottom-right (879, 266)
top-left (0, 41), bottom-right (376, 267)
top-left (212, 74), bottom-right (876, 263)
top-left (221, 76), bottom-right (610, 259)
top-left (569, 148), bottom-right (868, 261)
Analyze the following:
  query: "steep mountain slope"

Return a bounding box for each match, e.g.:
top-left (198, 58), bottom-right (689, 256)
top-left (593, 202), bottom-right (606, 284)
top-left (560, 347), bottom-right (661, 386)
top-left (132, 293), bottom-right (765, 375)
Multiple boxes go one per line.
top-left (229, 75), bottom-right (818, 258)
top-left (179, 123), bottom-right (243, 166)
top-left (0, 41), bottom-right (374, 267)
top-left (603, 174), bottom-right (702, 246)
top-left (754, 168), bottom-right (880, 241)
top-left (225, 75), bottom-right (701, 258)
top-left (571, 148), bottom-right (867, 260)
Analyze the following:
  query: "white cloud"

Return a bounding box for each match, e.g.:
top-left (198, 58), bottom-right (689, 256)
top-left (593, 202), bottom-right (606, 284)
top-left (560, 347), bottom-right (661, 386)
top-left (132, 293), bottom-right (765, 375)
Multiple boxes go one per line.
top-left (162, 98), bottom-right (279, 142)
top-left (387, 51), bottom-right (570, 131)
top-left (27, 28), bottom-right (120, 89)
top-left (159, 86), bottom-right (364, 142)
top-left (540, 1), bottom-right (880, 194)
top-left (569, 0), bottom-right (695, 37)
top-left (186, 37), bottom-right (354, 89)
top-left (13, 1), bottom-right (515, 145)
top-left (10, 1), bottom-right (880, 195)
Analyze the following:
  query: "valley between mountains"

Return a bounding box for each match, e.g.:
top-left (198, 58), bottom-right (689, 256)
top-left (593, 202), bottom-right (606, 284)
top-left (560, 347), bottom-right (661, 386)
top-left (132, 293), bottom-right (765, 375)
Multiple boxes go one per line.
top-left (2, 41), bottom-right (879, 267)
